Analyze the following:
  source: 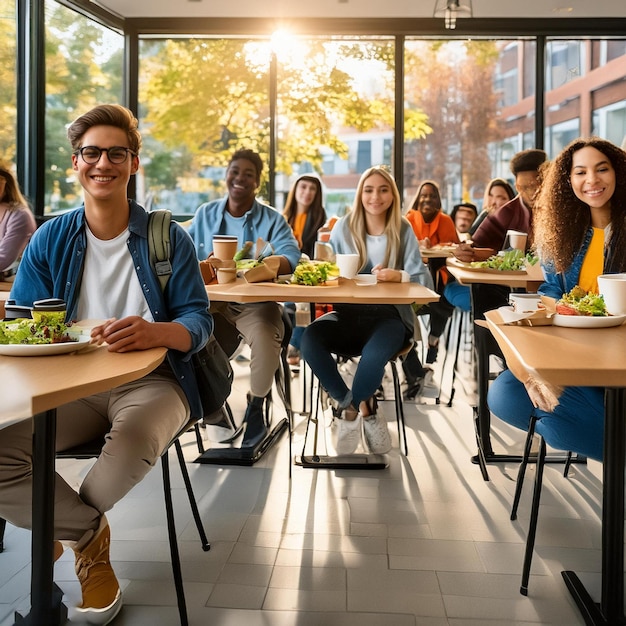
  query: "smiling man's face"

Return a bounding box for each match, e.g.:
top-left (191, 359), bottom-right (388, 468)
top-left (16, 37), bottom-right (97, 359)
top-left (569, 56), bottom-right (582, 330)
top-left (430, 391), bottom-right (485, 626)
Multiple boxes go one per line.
top-left (225, 158), bottom-right (259, 206)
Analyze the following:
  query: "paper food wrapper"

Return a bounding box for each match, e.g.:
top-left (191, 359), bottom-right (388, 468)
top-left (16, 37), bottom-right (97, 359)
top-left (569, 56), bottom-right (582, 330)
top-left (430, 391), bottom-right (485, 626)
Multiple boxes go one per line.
top-left (243, 256), bottom-right (282, 283)
top-left (497, 295), bottom-right (556, 326)
top-left (486, 308), bottom-right (562, 412)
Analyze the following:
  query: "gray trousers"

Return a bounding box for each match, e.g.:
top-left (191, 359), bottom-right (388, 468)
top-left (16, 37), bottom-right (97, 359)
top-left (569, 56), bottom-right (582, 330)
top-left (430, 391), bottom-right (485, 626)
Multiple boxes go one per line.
top-left (219, 301), bottom-right (285, 398)
top-left (0, 367), bottom-right (189, 542)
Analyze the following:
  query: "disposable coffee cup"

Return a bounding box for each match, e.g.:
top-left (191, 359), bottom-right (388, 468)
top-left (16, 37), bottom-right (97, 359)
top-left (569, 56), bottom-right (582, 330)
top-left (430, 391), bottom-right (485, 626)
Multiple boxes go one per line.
top-left (216, 268), bottom-right (237, 284)
top-left (597, 274), bottom-right (626, 315)
top-left (335, 253), bottom-right (360, 278)
top-left (505, 230), bottom-right (527, 251)
top-left (212, 236), bottom-right (238, 260)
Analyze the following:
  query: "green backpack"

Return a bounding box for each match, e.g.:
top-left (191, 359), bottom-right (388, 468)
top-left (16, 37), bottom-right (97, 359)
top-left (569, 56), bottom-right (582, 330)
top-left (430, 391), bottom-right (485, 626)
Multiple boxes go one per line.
top-left (146, 210), bottom-right (233, 419)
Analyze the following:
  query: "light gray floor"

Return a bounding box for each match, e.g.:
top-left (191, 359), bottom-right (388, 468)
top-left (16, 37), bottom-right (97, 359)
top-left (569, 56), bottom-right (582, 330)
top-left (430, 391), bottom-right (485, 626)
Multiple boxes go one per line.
top-left (0, 340), bottom-right (602, 625)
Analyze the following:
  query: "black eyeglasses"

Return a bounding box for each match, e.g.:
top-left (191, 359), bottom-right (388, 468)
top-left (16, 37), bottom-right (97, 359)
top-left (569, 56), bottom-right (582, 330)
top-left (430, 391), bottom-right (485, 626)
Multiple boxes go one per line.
top-left (74, 146), bottom-right (137, 164)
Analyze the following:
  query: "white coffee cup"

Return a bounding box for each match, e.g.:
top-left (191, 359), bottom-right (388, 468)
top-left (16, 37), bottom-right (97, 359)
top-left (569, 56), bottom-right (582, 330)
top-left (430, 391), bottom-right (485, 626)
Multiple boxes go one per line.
top-left (597, 274), bottom-right (626, 315)
top-left (505, 230), bottom-right (527, 251)
top-left (335, 253), bottom-right (360, 278)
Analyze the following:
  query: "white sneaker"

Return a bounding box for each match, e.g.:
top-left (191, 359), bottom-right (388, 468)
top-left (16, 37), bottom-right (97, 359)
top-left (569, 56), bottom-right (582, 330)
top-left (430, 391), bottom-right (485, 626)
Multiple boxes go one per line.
top-left (330, 416), bottom-right (362, 455)
top-left (362, 414), bottom-right (392, 454)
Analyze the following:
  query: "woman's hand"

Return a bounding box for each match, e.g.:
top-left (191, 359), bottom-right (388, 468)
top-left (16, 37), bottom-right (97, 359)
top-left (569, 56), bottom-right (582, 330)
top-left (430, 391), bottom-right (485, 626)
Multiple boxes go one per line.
top-left (371, 265), bottom-right (402, 282)
top-left (419, 237), bottom-right (432, 250)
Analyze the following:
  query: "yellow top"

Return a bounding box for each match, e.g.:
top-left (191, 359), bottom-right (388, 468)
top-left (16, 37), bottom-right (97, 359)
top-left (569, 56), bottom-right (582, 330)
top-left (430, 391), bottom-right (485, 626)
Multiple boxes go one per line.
top-left (579, 227), bottom-right (604, 294)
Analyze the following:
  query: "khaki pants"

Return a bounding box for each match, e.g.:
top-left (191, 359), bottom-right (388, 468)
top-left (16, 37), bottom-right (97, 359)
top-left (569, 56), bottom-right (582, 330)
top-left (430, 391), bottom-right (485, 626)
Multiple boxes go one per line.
top-left (218, 301), bottom-right (285, 398)
top-left (0, 368), bottom-right (189, 542)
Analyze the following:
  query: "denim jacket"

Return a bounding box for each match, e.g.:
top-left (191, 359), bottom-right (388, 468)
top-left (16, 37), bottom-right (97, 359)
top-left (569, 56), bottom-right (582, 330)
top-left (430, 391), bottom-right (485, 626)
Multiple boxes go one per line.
top-left (188, 196), bottom-right (302, 270)
top-left (539, 227), bottom-right (614, 299)
top-left (10, 201), bottom-right (213, 417)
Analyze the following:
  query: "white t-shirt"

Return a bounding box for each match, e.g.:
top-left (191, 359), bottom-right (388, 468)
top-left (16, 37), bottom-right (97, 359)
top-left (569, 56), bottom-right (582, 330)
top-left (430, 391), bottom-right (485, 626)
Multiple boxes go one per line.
top-left (76, 226), bottom-right (153, 322)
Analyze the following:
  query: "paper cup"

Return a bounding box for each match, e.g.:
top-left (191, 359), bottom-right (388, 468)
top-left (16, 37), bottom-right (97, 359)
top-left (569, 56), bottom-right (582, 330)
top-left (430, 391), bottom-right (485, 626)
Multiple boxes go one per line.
top-left (506, 230), bottom-right (527, 251)
top-left (212, 236), bottom-right (238, 260)
top-left (216, 268), bottom-right (237, 284)
top-left (335, 253), bottom-right (360, 278)
top-left (598, 274), bottom-right (626, 315)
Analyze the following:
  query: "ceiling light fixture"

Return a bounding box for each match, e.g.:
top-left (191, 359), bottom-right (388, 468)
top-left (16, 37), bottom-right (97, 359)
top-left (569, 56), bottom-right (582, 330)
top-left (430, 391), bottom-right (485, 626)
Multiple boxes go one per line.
top-left (433, 0), bottom-right (473, 30)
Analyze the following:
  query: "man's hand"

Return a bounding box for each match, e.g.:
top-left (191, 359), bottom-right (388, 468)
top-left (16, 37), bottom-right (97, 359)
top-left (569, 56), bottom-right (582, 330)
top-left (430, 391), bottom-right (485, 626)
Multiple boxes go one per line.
top-left (454, 243), bottom-right (495, 263)
top-left (90, 316), bottom-right (158, 352)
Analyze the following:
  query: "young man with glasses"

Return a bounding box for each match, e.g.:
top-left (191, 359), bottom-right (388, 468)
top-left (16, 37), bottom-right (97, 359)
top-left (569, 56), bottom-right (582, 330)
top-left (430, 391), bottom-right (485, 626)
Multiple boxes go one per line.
top-left (454, 148), bottom-right (547, 263)
top-left (0, 104), bottom-right (212, 624)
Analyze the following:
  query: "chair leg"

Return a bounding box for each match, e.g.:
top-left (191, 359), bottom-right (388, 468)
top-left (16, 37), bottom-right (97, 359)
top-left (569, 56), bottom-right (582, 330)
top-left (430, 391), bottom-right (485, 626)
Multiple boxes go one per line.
top-left (520, 436), bottom-right (547, 596)
top-left (194, 423), bottom-right (205, 455)
top-left (275, 347), bottom-right (293, 478)
top-left (174, 440), bottom-right (210, 552)
top-left (511, 414), bottom-right (538, 521)
top-left (0, 517), bottom-right (6, 553)
top-left (390, 359), bottom-right (408, 456)
top-left (161, 452), bottom-right (188, 626)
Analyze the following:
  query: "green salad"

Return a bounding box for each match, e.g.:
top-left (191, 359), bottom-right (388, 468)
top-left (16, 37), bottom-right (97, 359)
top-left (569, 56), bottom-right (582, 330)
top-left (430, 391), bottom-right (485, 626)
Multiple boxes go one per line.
top-left (558, 286), bottom-right (608, 316)
top-left (291, 261), bottom-right (339, 286)
top-left (470, 249), bottom-right (538, 272)
top-left (0, 317), bottom-right (75, 345)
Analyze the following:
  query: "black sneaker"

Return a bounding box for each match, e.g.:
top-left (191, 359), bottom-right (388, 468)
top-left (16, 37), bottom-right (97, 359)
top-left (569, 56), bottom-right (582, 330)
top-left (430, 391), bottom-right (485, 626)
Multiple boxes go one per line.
top-left (403, 376), bottom-right (425, 401)
top-left (241, 394), bottom-right (268, 448)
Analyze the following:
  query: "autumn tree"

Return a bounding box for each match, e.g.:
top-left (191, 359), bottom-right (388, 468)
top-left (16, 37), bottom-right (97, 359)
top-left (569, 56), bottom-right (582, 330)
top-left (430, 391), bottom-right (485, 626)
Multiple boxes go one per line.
top-left (404, 40), bottom-right (504, 205)
top-left (139, 38), bottom-right (431, 201)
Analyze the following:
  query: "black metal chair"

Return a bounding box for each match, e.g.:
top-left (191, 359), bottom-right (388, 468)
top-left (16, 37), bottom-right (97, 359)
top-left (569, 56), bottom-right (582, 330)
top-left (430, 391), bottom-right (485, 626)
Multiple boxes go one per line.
top-left (510, 414), bottom-right (583, 596)
top-left (297, 340), bottom-right (412, 468)
top-left (0, 419), bottom-right (210, 626)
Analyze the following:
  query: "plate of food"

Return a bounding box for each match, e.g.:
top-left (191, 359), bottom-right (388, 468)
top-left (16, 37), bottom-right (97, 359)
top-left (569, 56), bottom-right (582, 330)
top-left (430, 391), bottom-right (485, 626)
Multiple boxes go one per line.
top-left (0, 317), bottom-right (93, 356)
top-left (0, 334), bottom-right (91, 356)
top-left (450, 249), bottom-right (536, 274)
top-left (551, 286), bottom-right (626, 328)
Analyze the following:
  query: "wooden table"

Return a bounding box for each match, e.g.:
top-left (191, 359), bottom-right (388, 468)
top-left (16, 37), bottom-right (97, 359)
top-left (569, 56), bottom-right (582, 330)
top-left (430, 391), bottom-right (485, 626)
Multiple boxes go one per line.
top-left (1, 345), bottom-right (167, 625)
top-left (484, 311), bottom-right (626, 625)
top-left (206, 276), bottom-right (439, 305)
top-left (447, 258), bottom-right (554, 479)
top-left (205, 278), bottom-right (439, 469)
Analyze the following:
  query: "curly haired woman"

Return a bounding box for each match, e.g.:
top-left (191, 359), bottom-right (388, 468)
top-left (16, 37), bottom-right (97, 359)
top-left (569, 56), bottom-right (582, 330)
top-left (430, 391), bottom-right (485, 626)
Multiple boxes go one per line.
top-left (488, 137), bottom-right (626, 461)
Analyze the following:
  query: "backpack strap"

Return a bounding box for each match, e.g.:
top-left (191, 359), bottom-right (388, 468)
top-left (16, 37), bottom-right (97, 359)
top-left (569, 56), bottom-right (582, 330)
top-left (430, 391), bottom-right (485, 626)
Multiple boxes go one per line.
top-left (147, 210), bottom-right (172, 292)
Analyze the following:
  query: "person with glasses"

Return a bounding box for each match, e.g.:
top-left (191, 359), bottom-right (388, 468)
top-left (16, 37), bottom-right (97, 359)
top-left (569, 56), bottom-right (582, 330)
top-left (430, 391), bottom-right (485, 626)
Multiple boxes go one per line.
top-left (455, 149), bottom-right (547, 265)
top-left (0, 104), bottom-right (212, 625)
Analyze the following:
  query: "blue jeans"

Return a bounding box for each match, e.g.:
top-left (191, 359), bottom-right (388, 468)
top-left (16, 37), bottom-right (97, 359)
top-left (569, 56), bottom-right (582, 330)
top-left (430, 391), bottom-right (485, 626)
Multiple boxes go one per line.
top-left (301, 305), bottom-right (409, 407)
top-left (487, 369), bottom-right (604, 461)
top-left (443, 281), bottom-right (471, 312)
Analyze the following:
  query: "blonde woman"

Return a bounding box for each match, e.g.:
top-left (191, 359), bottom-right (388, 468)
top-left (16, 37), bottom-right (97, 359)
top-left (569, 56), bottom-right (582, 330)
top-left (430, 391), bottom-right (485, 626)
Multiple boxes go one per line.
top-left (301, 166), bottom-right (432, 454)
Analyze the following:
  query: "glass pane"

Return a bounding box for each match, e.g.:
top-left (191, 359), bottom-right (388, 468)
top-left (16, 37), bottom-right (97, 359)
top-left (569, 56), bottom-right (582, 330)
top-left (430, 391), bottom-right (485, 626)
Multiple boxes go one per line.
top-left (404, 39), bottom-right (533, 212)
top-left (44, 0), bottom-right (124, 214)
top-left (138, 38), bottom-right (271, 215)
top-left (0, 0), bottom-right (17, 165)
top-left (547, 38), bottom-right (626, 152)
top-left (274, 37), bottom-right (395, 219)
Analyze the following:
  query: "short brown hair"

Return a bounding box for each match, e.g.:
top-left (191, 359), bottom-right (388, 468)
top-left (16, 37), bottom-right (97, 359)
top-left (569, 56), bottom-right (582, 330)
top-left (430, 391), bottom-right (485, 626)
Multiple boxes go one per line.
top-left (67, 104), bottom-right (142, 154)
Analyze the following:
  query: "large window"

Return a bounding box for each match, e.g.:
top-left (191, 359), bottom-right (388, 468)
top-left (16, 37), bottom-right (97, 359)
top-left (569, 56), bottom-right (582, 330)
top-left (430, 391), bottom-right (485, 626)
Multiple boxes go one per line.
top-left (44, 1), bottom-right (123, 213)
top-left (0, 0), bottom-right (17, 166)
top-left (405, 39), bottom-right (523, 211)
top-left (138, 36), bottom-right (396, 219)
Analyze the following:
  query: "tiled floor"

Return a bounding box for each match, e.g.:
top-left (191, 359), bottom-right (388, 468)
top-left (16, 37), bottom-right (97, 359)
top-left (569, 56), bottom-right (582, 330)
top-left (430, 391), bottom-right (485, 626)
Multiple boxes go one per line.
top-left (0, 340), bottom-right (603, 625)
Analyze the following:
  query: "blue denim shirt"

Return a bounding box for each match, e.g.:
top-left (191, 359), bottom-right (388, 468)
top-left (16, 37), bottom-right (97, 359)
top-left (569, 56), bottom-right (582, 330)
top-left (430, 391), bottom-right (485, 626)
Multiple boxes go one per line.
top-left (9, 201), bottom-right (213, 417)
top-left (539, 227), bottom-right (614, 298)
top-left (188, 196), bottom-right (301, 269)
top-left (330, 216), bottom-right (434, 334)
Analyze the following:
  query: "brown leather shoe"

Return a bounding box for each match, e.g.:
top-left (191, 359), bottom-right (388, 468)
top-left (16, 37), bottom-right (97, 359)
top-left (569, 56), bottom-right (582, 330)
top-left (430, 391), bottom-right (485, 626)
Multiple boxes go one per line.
top-left (71, 515), bottom-right (122, 625)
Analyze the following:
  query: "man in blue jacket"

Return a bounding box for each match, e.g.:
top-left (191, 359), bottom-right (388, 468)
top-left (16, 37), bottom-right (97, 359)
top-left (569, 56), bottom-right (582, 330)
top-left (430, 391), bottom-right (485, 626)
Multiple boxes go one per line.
top-left (188, 149), bottom-right (301, 448)
top-left (0, 104), bottom-right (212, 625)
